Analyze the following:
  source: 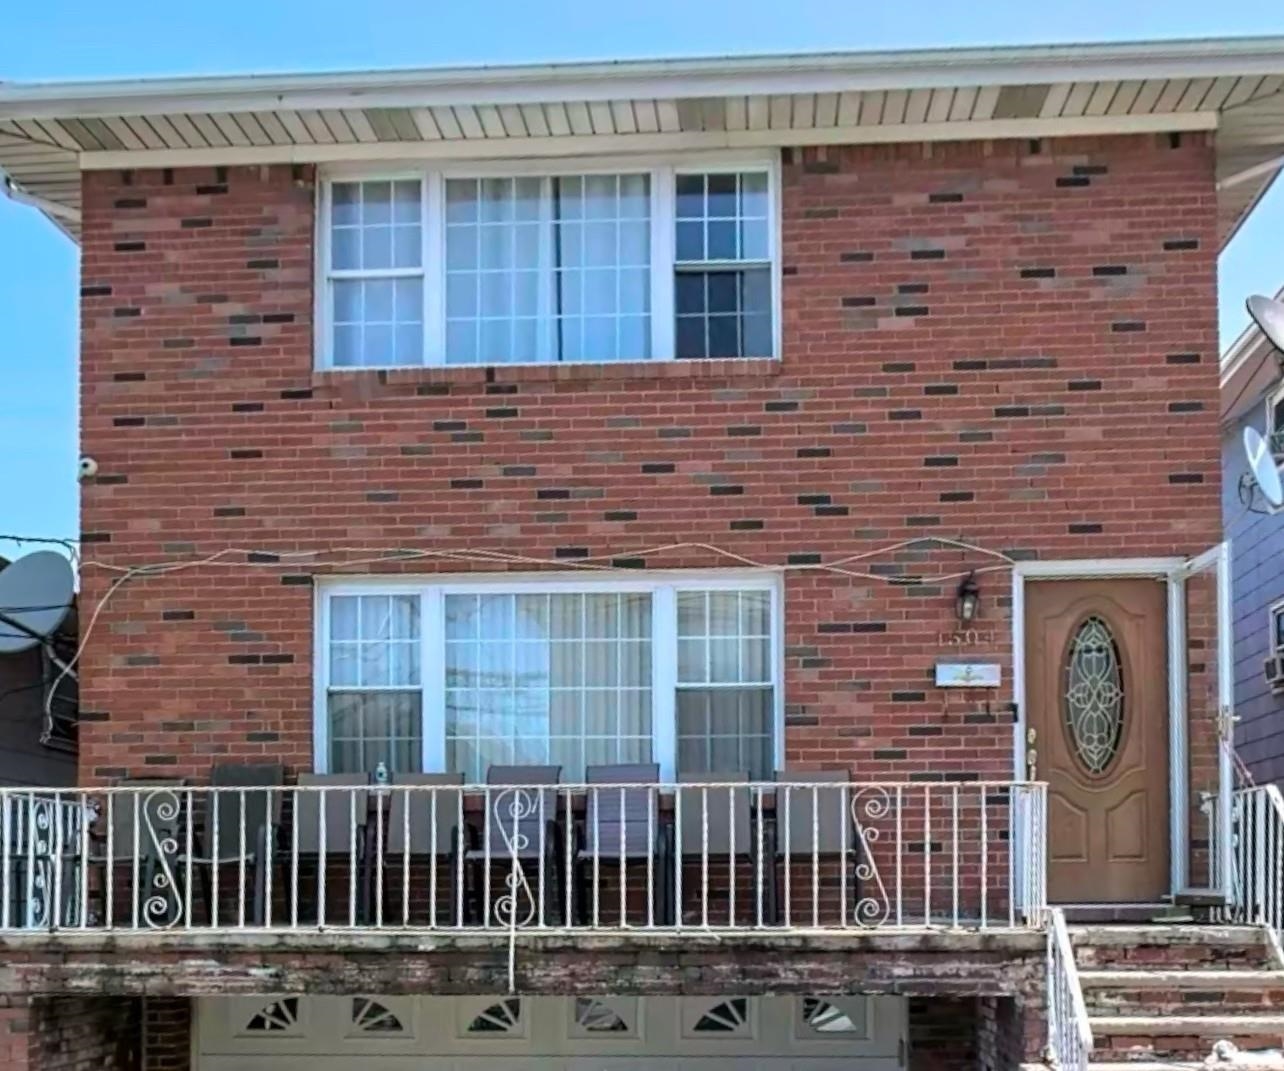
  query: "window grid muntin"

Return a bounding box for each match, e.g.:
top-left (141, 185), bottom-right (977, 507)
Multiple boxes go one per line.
top-left (443, 173), bottom-right (652, 365)
top-left (318, 158), bottom-right (777, 368)
top-left (327, 594), bottom-right (423, 774)
top-left (673, 171), bottom-right (772, 361)
top-left (326, 178), bottom-right (427, 368)
top-left (443, 591), bottom-right (654, 781)
top-left (318, 579), bottom-right (779, 779)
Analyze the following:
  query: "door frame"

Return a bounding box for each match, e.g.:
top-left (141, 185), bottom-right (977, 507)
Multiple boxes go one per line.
top-left (1011, 556), bottom-right (1213, 901)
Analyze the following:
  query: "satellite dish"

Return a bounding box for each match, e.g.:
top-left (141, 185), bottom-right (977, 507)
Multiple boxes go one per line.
top-left (0, 551), bottom-right (75, 655)
top-left (1246, 295), bottom-right (1284, 363)
top-left (1244, 425), bottom-right (1284, 510)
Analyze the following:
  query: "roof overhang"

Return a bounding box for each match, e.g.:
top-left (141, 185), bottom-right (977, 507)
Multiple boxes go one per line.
top-left (6, 36), bottom-right (1284, 244)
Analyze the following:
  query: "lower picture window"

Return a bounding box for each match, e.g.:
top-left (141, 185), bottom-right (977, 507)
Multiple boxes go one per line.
top-left (320, 579), bottom-right (778, 780)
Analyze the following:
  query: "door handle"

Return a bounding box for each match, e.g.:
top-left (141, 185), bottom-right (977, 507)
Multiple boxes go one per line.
top-left (1026, 728), bottom-right (1037, 780)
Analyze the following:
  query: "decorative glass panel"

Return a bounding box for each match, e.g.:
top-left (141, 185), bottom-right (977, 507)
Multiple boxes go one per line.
top-left (466, 998), bottom-right (523, 1034)
top-left (351, 998), bottom-right (406, 1034)
top-left (246, 998), bottom-right (299, 1033)
top-left (1063, 615), bottom-right (1125, 774)
top-left (799, 997), bottom-right (862, 1034)
top-left (692, 998), bottom-right (750, 1034)
top-left (573, 997), bottom-right (631, 1034)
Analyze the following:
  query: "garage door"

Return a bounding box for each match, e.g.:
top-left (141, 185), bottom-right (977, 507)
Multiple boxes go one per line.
top-left (196, 994), bottom-right (906, 1070)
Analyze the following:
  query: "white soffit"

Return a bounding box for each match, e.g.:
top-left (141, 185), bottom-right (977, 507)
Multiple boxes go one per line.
top-left (4, 36), bottom-right (1284, 243)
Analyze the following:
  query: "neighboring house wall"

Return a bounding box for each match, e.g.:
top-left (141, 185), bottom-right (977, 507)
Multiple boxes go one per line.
top-left (75, 133), bottom-right (1221, 783)
top-left (0, 647), bottom-right (74, 787)
top-left (1223, 389), bottom-right (1284, 784)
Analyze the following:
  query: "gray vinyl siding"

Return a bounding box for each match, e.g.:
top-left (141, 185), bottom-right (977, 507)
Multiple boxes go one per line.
top-left (0, 647), bottom-right (74, 788)
top-left (1224, 395), bottom-right (1284, 787)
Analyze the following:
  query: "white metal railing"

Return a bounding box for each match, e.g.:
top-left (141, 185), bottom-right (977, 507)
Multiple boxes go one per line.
top-left (1226, 784), bottom-right (1284, 961)
top-left (0, 780), bottom-right (1046, 935)
top-left (1045, 907), bottom-right (1092, 1071)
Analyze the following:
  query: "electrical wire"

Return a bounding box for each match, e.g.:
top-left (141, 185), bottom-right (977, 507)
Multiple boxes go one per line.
top-left (37, 535), bottom-right (1018, 727)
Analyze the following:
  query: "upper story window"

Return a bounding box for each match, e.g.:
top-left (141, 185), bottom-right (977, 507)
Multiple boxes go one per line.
top-left (317, 155), bottom-right (779, 369)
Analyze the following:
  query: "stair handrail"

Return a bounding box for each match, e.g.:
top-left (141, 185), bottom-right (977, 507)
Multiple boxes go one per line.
top-left (1046, 907), bottom-right (1093, 1071)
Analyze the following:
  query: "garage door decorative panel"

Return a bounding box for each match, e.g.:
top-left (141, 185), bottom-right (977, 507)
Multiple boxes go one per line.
top-left (347, 998), bottom-right (411, 1038)
top-left (571, 997), bottom-right (637, 1038)
top-left (242, 998), bottom-right (303, 1037)
top-left (196, 994), bottom-right (905, 1067)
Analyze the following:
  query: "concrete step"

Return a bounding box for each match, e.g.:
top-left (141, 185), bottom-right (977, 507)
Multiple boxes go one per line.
top-left (1089, 1014), bottom-right (1284, 1061)
top-left (1090, 1059), bottom-right (1284, 1069)
top-left (1080, 970), bottom-right (1284, 1016)
top-left (1071, 925), bottom-right (1274, 971)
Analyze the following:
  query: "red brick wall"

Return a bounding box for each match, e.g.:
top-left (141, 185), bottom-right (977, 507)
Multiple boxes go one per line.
top-left (32, 998), bottom-right (139, 1071)
top-left (76, 134), bottom-right (1220, 785)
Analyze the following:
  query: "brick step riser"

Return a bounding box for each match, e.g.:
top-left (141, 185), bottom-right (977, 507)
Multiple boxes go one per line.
top-left (1085, 988), bottom-right (1284, 1015)
top-left (1075, 947), bottom-right (1272, 970)
top-left (1093, 1034), bottom-right (1284, 1061)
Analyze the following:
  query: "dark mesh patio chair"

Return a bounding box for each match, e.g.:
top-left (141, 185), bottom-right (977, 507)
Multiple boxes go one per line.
top-left (293, 772), bottom-right (370, 923)
top-left (574, 763), bottom-right (664, 924)
top-left (385, 772), bottom-right (466, 925)
top-left (769, 769), bottom-right (852, 924)
top-left (181, 763), bottom-right (283, 925)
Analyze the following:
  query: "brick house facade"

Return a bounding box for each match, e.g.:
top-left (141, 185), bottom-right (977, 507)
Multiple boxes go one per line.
top-left (3, 38), bottom-right (1284, 1071)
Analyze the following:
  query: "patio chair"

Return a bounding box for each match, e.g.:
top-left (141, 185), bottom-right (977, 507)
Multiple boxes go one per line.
top-left (384, 772), bottom-right (466, 925)
top-left (675, 771), bottom-right (755, 925)
top-left (769, 769), bottom-right (852, 924)
top-left (465, 764), bottom-right (562, 926)
top-left (574, 763), bottom-right (665, 925)
top-left (292, 772), bottom-right (370, 924)
top-left (180, 763), bottom-right (283, 926)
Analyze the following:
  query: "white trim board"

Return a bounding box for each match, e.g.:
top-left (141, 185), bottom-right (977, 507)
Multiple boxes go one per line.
top-left (72, 113), bottom-right (1220, 170)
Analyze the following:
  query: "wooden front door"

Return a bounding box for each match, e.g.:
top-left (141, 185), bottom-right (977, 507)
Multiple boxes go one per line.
top-left (1025, 578), bottom-right (1169, 903)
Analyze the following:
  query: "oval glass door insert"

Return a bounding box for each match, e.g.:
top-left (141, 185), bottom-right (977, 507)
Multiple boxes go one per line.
top-left (1063, 615), bottom-right (1125, 774)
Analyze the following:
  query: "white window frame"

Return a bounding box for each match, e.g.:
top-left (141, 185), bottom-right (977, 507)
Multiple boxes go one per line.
top-left (1270, 597), bottom-right (1284, 657)
top-left (314, 151), bottom-right (782, 370)
top-left (313, 570), bottom-right (785, 781)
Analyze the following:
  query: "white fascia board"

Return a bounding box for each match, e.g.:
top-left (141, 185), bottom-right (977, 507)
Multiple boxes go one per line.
top-left (3, 36), bottom-right (1284, 120)
top-left (75, 111), bottom-right (1219, 171)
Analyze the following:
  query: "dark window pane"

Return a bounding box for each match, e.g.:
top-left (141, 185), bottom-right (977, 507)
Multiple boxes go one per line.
top-left (707, 315), bottom-right (740, 358)
top-left (676, 316), bottom-right (707, 359)
top-left (706, 173), bottom-right (737, 218)
top-left (707, 220), bottom-right (737, 260)
top-left (676, 221), bottom-right (704, 262)
top-left (675, 273), bottom-right (706, 315)
top-left (675, 686), bottom-right (773, 778)
top-left (706, 272), bottom-right (739, 313)
top-left (675, 174), bottom-right (705, 219)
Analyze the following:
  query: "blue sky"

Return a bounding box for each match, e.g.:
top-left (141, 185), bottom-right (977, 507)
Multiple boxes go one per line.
top-left (2, 0), bottom-right (1283, 559)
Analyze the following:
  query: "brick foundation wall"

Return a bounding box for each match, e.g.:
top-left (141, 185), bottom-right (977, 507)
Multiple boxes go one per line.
top-left (76, 133), bottom-right (1220, 788)
top-left (910, 996), bottom-right (1037, 1071)
top-left (21, 997), bottom-right (138, 1071)
top-left (0, 997), bottom-right (189, 1071)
